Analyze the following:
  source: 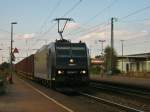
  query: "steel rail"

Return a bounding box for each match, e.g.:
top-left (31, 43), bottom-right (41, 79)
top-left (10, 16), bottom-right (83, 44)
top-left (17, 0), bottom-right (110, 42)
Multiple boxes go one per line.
top-left (90, 82), bottom-right (150, 99)
top-left (79, 92), bottom-right (144, 112)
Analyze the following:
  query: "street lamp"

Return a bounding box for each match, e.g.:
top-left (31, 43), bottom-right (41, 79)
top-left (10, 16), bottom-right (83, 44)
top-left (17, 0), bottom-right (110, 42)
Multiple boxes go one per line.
top-left (10, 22), bottom-right (17, 84)
top-left (98, 40), bottom-right (106, 57)
top-left (0, 49), bottom-right (3, 63)
top-left (120, 40), bottom-right (125, 73)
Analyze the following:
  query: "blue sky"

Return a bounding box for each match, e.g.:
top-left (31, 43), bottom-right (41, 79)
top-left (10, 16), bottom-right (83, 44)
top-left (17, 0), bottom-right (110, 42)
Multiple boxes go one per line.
top-left (0, 0), bottom-right (150, 62)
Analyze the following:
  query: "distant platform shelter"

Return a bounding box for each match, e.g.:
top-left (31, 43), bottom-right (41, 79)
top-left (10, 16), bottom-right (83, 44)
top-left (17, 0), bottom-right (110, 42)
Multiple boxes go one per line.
top-left (117, 53), bottom-right (150, 73)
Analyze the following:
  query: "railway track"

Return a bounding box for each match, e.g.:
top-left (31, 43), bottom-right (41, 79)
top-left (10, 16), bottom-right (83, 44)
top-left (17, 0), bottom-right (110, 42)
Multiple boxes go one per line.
top-left (20, 76), bottom-right (148, 112)
top-left (78, 92), bottom-right (144, 112)
top-left (90, 81), bottom-right (150, 100)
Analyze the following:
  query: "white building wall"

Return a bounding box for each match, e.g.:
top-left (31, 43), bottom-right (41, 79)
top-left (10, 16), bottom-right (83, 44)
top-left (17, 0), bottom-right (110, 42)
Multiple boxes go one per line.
top-left (118, 59), bottom-right (150, 73)
top-left (117, 59), bottom-right (130, 73)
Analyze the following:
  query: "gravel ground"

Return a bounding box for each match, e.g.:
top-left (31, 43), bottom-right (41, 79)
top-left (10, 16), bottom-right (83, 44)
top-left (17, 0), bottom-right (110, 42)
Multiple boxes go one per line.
top-left (23, 77), bottom-right (126, 112)
top-left (16, 75), bottom-right (150, 112)
top-left (81, 85), bottom-right (150, 112)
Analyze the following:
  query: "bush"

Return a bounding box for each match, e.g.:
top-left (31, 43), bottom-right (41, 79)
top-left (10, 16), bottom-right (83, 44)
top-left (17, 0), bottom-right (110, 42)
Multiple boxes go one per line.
top-left (90, 66), bottom-right (101, 75)
top-left (113, 68), bottom-right (121, 74)
top-left (0, 79), bottom-right (5, 94)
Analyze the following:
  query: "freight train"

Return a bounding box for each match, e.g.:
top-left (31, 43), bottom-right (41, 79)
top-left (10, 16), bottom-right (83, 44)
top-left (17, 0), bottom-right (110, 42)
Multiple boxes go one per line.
top-left (15, 39), bottom-right (90, 89)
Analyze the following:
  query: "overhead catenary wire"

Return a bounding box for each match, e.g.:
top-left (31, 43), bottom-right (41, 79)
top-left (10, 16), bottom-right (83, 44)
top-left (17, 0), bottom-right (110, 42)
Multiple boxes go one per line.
top-left (66, 20), bottom-right (110, 37)
top-left (36, 0), bottom-right (63, 36)
top-left (66, 21), bottom-right (110, 39)
top-left (84, 0), bottom-right (118, 25)
top-left (118, 18), bottom-right (150, 23)
top-left (30, 0), bottom-right (83, 53)
top-left (0, 28), bottom-right (10, 33)
top-left (68, 2), bottom-right (150, 43)
top-left (62, 0), bottom-right (82, 17)
top-left (39, 0), bottom-right (83, 38)
top-left (119, 4), bottom-right (150, 21)
top-left (65, 0), bottom-right (118, 37)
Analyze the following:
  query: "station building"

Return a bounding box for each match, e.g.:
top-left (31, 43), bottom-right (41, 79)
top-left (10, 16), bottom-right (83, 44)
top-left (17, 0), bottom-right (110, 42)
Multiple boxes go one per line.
top-left (117, 53), bottom-right (150, 73)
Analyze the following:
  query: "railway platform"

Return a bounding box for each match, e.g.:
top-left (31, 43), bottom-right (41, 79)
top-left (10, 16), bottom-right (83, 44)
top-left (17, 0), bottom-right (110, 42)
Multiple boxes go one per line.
top-left (0, 75), bottom-right (68, 112)
top-left (90, 75), bottom-right (150, 90)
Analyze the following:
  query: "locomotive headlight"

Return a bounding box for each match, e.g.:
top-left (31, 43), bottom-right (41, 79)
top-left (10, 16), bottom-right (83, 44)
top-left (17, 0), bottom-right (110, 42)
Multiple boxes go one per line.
top-left (69, 59), bottom-right (74, 63)
top-left (82, 70), bottom-right (86, 74)
top-left (80, 70), bottom-right (86, 74)
top-left (58, 70), bottom-right (62, 74)
top-left (57, 70), bottom-right (64, 75)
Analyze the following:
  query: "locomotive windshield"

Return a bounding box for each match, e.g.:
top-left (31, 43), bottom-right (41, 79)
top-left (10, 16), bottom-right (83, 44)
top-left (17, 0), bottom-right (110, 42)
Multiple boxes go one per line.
top-left (55, 43), bottom-right (88, 67)
top-left (71, 47), bottom-right (86, 56)
top-left (56, 47), bottom-right (70, 56)
top-left (56, 44), bottom-right (87, 57)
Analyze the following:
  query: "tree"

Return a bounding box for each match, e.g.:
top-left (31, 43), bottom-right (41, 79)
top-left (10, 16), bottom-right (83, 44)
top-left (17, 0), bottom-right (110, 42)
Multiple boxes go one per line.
top-left (95, 55), bottom-right (102, 59)
top-left (104, 46), bottom-right (119, 74)
top-left (0, 62), bottom-right (10, 70)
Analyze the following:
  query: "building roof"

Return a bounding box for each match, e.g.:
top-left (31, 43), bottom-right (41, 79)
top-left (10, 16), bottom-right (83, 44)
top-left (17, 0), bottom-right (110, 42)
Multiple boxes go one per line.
top-left (118, 53), bottom-right (150, 59)
top-left (91, 58), bottom-right (104, 65)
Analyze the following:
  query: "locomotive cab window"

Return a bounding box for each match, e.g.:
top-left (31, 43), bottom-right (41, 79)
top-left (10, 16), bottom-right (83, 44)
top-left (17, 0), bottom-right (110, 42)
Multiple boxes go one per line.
top-left (72, 47), bottom-right (86, 57)
top-left (56, 47), bottom-right (70, 56)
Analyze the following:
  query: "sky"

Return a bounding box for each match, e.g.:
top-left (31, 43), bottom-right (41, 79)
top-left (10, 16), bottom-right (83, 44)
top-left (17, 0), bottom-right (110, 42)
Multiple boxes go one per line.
top-left (0, 0), bottom-right (150, 63)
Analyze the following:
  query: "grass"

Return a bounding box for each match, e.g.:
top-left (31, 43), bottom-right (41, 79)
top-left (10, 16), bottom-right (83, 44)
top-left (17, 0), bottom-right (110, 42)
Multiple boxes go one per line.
top-left (90, 66), bottom-right (102, 75)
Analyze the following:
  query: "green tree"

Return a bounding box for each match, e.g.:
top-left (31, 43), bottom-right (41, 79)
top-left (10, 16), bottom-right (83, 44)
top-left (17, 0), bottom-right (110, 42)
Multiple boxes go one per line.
top-left (104, 46), bottom-right (119, 74)
top-left (0, 62), bottom-right (10, 70)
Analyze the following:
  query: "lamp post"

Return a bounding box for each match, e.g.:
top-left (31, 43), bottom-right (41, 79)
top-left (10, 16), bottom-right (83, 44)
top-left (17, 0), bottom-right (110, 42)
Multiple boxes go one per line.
top-left (10, 22), bottom-right (17, 84)
top-left (0, 49), bottom-right (2, 63)
top-left (110, 17), bottom-right (117, 75)
top-left (98, 40), bottom-right (105, 57)
top-left (120, 40), bottom-right (125, 73)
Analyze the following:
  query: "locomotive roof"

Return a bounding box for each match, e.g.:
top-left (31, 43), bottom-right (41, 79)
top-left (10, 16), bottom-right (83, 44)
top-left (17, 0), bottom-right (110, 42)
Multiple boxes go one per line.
top-left (55, 39), bottom-right (85, 44)
top-left (55, 39), bottom-right (70, 43)
top-left (36, 39), bottom-right (86, 53)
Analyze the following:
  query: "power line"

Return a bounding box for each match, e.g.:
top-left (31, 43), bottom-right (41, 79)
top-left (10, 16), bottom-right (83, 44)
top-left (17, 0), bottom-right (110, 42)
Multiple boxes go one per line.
top-left (72, 26), bottom-right (109, 41)
top-left (65, 0), bottom-right (117, 37)
top-left (0, 28), bottom-right (10, 33)
top-left (66, 20), bottom-right (110, 38)
top-left (62, 0), bottom-right (82, 17)
top-left (119, 18), bottom-right (150, 23)
top-left (119, 4), bottom-right (150, 21)
top-left (37, 0), bottom-right (82, 39)
top-left (36, 0), bottom-right (63, 36)
top-left (67, 2), bottom-right (150, 40)
top-left (125, 40), bottom-right (150, 46)
top-left (84, 0), bottom-right (118, 25)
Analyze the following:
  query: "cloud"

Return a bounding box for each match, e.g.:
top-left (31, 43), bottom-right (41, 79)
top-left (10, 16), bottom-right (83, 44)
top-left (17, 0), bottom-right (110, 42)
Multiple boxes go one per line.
top-left (114, 29), bottom-right (149, 40)
top-left (16, 33), bottom-right (35, 39)
top-left (66, 23), bottom-right (80, 30)
top-left (78, 29), bottom-right (106, 41)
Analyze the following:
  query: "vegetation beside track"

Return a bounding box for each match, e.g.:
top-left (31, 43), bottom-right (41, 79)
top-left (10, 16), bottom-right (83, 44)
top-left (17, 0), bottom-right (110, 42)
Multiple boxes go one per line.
top-left (90, 65), bottom-right (150, 79)
top-left (90, 66), bottom-right (101, 75)
top-left (0, 62), bottom-right (10, 94)
top-left (0, 73), bottom-right (6, 94)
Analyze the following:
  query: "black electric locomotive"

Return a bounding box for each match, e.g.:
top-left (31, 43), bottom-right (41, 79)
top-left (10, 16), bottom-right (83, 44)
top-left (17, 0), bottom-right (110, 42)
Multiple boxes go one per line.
top-left (34, 39), bottom-right (90, 88)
